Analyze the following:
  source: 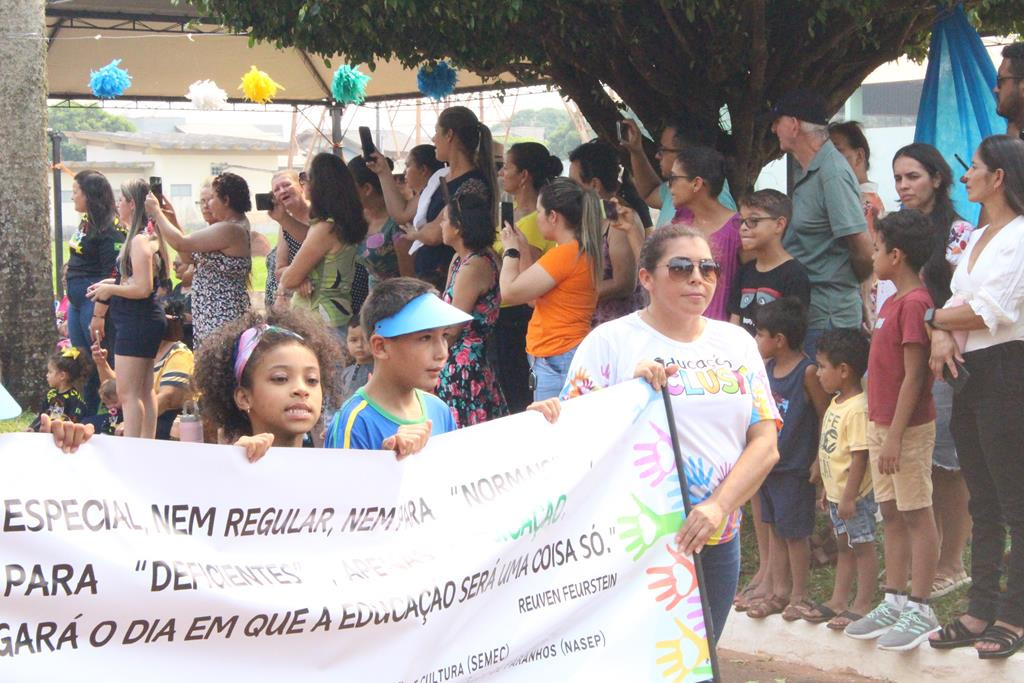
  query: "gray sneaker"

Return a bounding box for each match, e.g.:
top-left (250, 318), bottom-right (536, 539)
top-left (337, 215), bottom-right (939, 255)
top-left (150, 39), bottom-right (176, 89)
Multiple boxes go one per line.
top-left (845, 600), bottom-right (902, 639)
top-left (877, 607), bottom-right (940, 651)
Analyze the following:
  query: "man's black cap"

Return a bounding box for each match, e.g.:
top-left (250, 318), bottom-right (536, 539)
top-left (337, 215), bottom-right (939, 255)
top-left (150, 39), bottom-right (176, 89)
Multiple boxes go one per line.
top-left (764, 89), bottom-right (830, 126)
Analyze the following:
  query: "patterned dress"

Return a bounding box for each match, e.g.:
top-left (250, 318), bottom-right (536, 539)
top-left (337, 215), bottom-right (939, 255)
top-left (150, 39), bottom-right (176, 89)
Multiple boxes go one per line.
top-left (191, 249), bottom-right (251, 347)
top-left (438, 250), bottom-right (508, 427)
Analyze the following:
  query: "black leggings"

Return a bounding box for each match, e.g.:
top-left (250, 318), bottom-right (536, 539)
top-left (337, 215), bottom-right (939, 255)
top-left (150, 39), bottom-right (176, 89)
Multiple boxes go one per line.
top-left (951, 340), bottom-right (1024, 627)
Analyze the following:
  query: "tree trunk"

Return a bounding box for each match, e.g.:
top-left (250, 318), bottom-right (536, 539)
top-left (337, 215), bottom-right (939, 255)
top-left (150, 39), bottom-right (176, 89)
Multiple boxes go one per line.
top-left (0, 0), bottom-right (56, 408)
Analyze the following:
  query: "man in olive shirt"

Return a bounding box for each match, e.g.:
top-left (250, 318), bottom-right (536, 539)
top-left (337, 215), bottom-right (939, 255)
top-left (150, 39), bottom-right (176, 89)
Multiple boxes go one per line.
top-left (769, 90), bottom-right (873, 355)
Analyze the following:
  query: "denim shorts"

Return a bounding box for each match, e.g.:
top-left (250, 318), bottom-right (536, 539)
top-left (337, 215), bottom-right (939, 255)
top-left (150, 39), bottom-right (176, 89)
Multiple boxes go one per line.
top-left (827, 492), bottom-right (878, 546)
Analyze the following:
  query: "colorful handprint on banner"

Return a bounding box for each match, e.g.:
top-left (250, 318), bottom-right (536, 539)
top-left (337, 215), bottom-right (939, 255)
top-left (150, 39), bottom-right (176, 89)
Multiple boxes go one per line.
top-left (655, 617), bottom-right (713, 682)
top-left (617, 494), bottom-right (681, 561)
top-left (633, 422), bottom-right (675, 488)
top-left (646, 543), bottom-right (698, 611)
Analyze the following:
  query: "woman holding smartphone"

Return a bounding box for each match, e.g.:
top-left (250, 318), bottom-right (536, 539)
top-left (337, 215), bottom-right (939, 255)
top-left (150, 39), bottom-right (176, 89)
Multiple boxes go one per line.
top-left (87, 179), bottom-right (170, 438)
top-left (148, 172), bottom-right (252, 347)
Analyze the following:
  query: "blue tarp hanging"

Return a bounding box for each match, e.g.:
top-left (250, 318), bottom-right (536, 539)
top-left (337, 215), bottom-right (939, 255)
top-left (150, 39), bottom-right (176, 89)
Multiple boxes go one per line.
top-left (914, 3), bottom-right (1003, 224)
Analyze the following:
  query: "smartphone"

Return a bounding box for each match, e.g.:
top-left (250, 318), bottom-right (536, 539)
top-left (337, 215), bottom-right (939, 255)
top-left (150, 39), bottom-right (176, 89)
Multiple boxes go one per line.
top-left (615, 121), bottom-right (625, 143)
top-left (943, 358), bottom-right (971, 394)
top-left (500, 201), bottom-right (514, 228)
top-left (255, 192), bottom-right (274, 212)
top-left (149, 176), bottom-right (163, 198)
top-left (358, 126), bottom-right (377, 159)
top-left (602, 199), bottom-right (618, 220)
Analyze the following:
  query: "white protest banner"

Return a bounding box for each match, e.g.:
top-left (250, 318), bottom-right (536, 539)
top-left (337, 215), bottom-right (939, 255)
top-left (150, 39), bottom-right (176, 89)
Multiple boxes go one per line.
top-left (1, 379), bottom-right (712, 681)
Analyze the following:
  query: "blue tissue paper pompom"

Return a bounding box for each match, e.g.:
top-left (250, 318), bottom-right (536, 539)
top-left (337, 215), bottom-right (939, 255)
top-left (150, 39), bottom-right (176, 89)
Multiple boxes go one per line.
top-left (89, 59), bottom-right (132, 99)
top-left (417, 61), bottom-right (458, 100)
top-left (331, 64), bottom-right (370, 105)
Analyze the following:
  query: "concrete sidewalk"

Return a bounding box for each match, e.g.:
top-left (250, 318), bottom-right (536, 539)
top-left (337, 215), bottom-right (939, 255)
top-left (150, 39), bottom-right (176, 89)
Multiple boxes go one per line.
top-left (719, 608), bottom-right (1024, 681)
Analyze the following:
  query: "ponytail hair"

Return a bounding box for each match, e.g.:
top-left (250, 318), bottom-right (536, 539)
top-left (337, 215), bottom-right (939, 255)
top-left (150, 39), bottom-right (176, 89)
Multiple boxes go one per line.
top-left (539, 178), bottom-right (604, 289)
top-left (569, 140), bottom-right (652, 227)
top-left (438, 106), bottom-right (497, 222)
top-left (508, 142), bottom-right (563, 190)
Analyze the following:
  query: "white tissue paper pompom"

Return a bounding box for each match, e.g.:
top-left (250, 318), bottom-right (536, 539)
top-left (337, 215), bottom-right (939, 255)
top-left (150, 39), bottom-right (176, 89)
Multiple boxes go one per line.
top-left (185, 79), bottom-right (229, 110)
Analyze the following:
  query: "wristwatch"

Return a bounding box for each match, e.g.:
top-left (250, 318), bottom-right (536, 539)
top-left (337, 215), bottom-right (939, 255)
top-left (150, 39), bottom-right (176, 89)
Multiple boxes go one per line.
top-left (503, 248), bottom-right (521, 259)
top-left (924, 308), bottom-right (938, 329)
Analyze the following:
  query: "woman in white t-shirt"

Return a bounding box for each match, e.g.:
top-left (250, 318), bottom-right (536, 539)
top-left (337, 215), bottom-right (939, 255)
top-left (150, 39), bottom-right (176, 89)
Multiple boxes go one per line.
top-left (560, 223), bottom-right (781, 641)
top-left (928, 135), bottom-right (1024, 657)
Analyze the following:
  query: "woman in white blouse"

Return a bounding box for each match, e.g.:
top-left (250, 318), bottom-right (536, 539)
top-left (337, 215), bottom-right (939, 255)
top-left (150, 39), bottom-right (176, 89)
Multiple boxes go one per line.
top-left (927, 135), bottom-right (1024, 658)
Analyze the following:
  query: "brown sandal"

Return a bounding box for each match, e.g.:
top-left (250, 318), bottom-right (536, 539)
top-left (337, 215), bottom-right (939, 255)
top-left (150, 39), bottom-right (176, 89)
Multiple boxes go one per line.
top-left (783, 599), bottom-right (816, 621)
top-left (826, 610), bottom-right (864, 630)
top-left (746, 595), bottom-right (787, 619)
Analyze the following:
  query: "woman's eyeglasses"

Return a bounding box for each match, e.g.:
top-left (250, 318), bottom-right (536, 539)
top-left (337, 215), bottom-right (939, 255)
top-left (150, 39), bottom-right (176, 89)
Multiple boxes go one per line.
top-left (657, 256), bottom-right (721, 281)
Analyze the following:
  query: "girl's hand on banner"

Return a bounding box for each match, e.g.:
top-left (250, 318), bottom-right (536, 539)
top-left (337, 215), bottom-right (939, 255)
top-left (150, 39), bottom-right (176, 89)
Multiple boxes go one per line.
top-left (237, 433), bottom-right (275, 462)
top-left (675, 499), bottom-right (724, 554)
top-left (38, 414), bottom-right (95, 453)
top-left (633, 360), bottom-right (678, 392)
top-left (527, 398), bottom-right (561, 423)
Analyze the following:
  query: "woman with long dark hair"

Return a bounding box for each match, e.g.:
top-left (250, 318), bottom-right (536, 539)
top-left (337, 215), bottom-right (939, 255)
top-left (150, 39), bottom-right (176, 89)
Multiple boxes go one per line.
top-left (438, 192), bottom-right (507, 426)
top-left (87, 179), bottom-right (169, 437)
top-left (149, 172), bottom-right (252, 347)
top-left (494, 142), bottom-right (564, 412)
top-left (67, 169), bottom-right (124, 413)
top-left (569, 139), bottom-right (650, 326)
top-left (279, 152), bottom-right (368, 334)
top-left (928, 135), bottom-right (1024, 658)
top-left (407, 106), bottom-right (497, 290)
top-left (499, 178), bottom-right (603, 400)
top-left (891, 143), bottom-right (975, 600)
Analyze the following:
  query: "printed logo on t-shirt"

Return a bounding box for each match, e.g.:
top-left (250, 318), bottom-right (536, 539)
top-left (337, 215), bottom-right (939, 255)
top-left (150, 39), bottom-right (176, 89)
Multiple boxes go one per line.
top-left (874, 317), bottom-right (885, 330)
top-left (773, 391), bottom-right (790, 418)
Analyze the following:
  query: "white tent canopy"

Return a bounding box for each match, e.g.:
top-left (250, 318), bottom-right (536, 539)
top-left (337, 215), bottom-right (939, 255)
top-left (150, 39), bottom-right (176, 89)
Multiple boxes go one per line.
top-left (46, 0), bottom-right (530, 105)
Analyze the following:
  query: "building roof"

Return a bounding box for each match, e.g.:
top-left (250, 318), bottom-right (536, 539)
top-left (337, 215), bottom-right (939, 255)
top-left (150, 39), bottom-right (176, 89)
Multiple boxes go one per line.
top-left (65, 130), bottom-right (291, 152)
top-left (63, 160), bottom-right (154, 170)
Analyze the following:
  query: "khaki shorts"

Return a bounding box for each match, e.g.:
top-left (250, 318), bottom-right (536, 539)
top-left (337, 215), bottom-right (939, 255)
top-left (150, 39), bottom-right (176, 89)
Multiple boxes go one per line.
top-left (868, 421), bottom-right (936, 512)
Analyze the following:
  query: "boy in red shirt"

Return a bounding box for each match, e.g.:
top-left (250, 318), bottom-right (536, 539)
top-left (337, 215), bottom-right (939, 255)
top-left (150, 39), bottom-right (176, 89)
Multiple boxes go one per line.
top-left (845, 210), bottom-right (939, 650)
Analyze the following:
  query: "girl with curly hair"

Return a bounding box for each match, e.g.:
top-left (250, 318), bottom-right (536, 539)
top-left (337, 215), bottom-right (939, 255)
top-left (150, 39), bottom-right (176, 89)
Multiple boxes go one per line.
top-left (192, 307), bottom-right (342, 460)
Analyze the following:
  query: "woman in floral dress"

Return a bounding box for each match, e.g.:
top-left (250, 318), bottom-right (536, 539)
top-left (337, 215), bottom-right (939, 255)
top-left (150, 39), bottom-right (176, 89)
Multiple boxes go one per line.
top-left (437, 193), bottom-right (507, 427)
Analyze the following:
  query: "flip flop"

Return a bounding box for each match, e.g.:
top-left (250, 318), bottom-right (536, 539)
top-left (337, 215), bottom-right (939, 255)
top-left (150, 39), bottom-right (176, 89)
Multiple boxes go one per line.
top-left (826, 610), bottom-right (863, 631)
top-left (733, 584), bottom-right (760, 612)
top-left (799, 602), bottom-right (839, 624)
top-left (977, 624), bottom-right (1024, 660)
top-left (929, 618), bottom-right (988, 650)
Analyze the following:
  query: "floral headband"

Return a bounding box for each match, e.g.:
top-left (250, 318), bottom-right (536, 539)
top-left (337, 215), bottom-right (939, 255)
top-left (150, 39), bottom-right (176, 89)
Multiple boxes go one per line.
top-left (232, 324), bottom-right (303, 385)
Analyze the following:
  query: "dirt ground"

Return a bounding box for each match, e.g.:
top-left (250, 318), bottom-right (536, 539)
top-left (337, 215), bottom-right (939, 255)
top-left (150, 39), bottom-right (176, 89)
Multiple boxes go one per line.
top-left (718, 648), bottom-right (882, 682)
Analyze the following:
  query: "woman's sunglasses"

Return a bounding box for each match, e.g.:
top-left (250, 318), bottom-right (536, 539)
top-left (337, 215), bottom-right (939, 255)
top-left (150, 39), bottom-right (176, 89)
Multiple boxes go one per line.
top-left (657, 256), bottom-right (721, 281)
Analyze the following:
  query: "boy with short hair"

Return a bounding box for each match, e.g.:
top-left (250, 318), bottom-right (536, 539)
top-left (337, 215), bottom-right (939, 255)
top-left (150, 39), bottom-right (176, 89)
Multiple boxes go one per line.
top-left (845, 210), bottom-right (940, 650)
top-left (325, 278), bottom-right (465, 456)
top-left (811, 329), bottom-right (878, 631)
top-left (730, 190), bottom-right (811, 337)
top-left (745, 298), bottom-right (830, 621)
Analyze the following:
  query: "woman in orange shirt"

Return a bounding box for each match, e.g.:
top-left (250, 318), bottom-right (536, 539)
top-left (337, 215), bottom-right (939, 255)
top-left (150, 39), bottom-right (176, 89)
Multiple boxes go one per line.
top-left (499, 178), bottom-right (603, 400)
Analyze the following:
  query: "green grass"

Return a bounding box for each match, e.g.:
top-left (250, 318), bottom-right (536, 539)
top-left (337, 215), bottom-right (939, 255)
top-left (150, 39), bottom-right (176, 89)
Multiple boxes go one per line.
top-left (738, 505), bottom-right (970, 624)
top-left (0, 413), bottom-right (34, 433)
top-left (51, 231), bottom-right (276, 295)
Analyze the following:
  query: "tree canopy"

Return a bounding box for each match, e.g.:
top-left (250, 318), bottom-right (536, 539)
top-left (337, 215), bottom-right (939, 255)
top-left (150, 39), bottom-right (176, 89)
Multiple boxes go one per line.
top-left (190, 0), bottom-right (1023, 190)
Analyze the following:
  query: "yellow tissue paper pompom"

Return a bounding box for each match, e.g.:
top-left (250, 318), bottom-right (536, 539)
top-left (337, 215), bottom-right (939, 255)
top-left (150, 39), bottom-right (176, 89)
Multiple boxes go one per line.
top-left (239, 65), bottom-right (284, 104)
